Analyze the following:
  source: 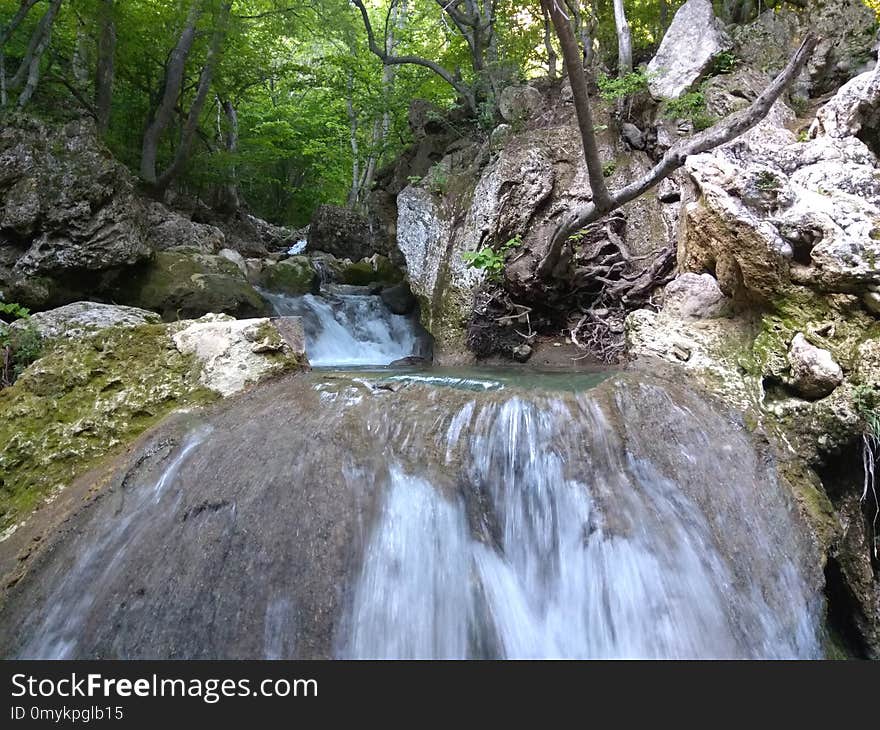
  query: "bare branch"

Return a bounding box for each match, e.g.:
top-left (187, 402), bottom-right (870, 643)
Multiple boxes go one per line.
top-left (352, 0), bottom-right (476, 113)
top-left (537, 27), bottom-right (819, 278)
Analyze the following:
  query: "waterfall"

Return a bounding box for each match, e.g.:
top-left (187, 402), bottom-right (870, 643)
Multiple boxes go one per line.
top-left (264, 288), bottom-right (424, 367)
top-left (1, 372), bottom-right (824, 659)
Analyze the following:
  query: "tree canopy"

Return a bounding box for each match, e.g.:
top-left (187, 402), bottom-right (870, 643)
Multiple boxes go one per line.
top-left (0, 1), bottom-right (872, 227)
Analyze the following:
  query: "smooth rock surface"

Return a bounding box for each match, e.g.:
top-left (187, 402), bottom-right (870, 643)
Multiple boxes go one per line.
top-left (787, 332), bottom-right (844, 399)
top-left (12, 302), bottom-right (161, 340)
top-left (171, 314), bottom-right (305, 397)
top-left (647, 0), bottom-right (730, 99)
top-left (662, 273), bottom-right (729, 319)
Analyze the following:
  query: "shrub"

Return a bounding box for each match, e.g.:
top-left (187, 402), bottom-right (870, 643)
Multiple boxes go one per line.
top-left (664, 90), bottom-right (715, 131)
top-left (596, 70), bottom-right (649, 102)
top-left (0, 302), bottom-right (43, 388)
top-left (463, 236), bottom-right (522, 281)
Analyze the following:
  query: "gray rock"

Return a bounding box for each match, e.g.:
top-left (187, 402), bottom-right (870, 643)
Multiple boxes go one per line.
top-left (647, 0), bottom-right (731, 99)
top-left (0, 118), bottom-right (152, 310)
top-left (512, 343), bottom-right (533, 363)
top-left (308, 204), bottom-right (385, 261)
top-left (621, 123), bottom-right (645, 150)
top-left (732, 0), bottom-right (876, 97)
top-left (787, 332), bottom-right (843, 400)
top-left (218, 248), bottom-right (247, 275)
top-left (144, 201), bottom-right (224, 254)
top-left (498, 85), bottom-right (543, 123)
top-left (171, 314), bottom-right (306, 397)
top-left (380, 282), bottom-right (417, 316)
top-left (122, 249), bottom-right (269, 320)
top-left (662, 273), bottom-right (729, 319)
top-left (11, 301), bottom-right (161, 340)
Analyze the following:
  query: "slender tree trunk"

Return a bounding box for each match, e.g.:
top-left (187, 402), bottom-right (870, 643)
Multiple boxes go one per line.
top-left (542, 5), bottom-right (558, 80)
top-left (140, 0), bottom-right (203, 184)
top-left (353, 0), bottom-right (476, 114)
top-left (0, 0), bottom-right (40, 47)
top-left (95, 0), bottom-right (116, 135)
top-left (218, 97), bottom-right (239, 211)
top-left (359, 0), bottom-right (406, 206)
top-left (153, 0), bottom-right (233, 194)
top-left (7, 0), bottom-right (63, 108)
top-left (72, 22), bottom-right (89, 87)
top-left (346, 70), bottom-right (361, 208)
top-left (612, 0), bottom-right (633, 76)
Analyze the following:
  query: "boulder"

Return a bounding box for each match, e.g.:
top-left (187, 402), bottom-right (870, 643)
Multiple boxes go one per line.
top-left (0, 117), bottom-right (150, 307)
top-left (11, 301), bottom-right (160, 340)
top-left (218, 247), bottom-right (248, 275)
top-left (380, 282), bottom-right (418, 316)
top-left (647, 0), bottom-right (731, 99)
top-left (308, 204), bottom-right (384, 261)
top-left (123, 250), bottom-right (269, 320)
top-left (338, 255), bottom-right (404, 287)
top-left (662, 273), bottom-right (729, 319)
top-left (680, 68), bottom-right (880, 300)
top-left (171, 314), bottom-right (306, 397)
top-left (787, 332), bottom-right (844, 399)
top-left (498, 85), bottom-right (543, 123)
top-left (258, 256), bottom-right (319, 296)
top-left (144, 201), bottom-right (224, 254)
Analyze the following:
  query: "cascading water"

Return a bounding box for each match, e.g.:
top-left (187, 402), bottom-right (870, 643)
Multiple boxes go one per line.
top-left (263, 287), bottom-right (424, 367)
top-left (0, 370), bottom-right (825, 659)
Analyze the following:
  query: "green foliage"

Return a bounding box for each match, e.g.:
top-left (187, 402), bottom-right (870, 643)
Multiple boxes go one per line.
top-left (0, 302), bottom-right (30, 320)
top-left (0, 301), bottom-right (42, 387)
top-left (426, 165), bottom-right (449, 195)
top-left (855, 384), bottom-right (880, 436)
top-left (754, 170), bottom-right (781, 192)
top-left (597, 70), bottom-right (649, 101)
top-left (711, 50), bottom-right (737, 76)
top-left (664, 90), bottom-right (715, 131)
top-left (602, 161), bottom-right (616, 178)
top-left (463, 236), bottom-right (522, 280)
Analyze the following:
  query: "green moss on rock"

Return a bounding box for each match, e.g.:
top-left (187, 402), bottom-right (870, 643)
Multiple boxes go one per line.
top-left (258, 256), bottom-right (319, 295)
top-left (0, 324), bottom-right (217, 528)
top-left (338, 256), bottom-right (404, 287)
top-left (125, 250), bottom-right (269, 320)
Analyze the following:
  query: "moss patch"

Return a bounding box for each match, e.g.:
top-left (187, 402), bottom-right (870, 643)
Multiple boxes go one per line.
top-left (0, 324), bottom-right (217, 528)
top-left (125, 250), bottom-right (269, 320)
top-left (258, 256), bottom-right (319, 296)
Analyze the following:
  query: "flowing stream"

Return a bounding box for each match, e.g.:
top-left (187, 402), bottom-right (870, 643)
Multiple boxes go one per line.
top-left (0, 295), bottom-right (826, 659)
top-left (264, 287), bottom-right (424, 367)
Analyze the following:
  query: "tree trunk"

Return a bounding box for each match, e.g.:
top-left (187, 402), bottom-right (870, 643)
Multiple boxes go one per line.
top-left (72, 22), bottom-right (89, 87)
top-left (612, 0), bottom-right (633, 76)
top-left (95, 0), bottom-right (116, 135)
top-left (537, 0), bottom-right (818, 279)
top-left (359, 0), bottom-right (406, 207)
top-left (0, 0), bottom-right (41, 47)
top-left (153, 0), bottom-right (233, 194)
top-left (7, 0), bottom-right (63, 109)
top-left (140, 0), bottom-right (203, 184)
top-left (346, 70), bottom-right (361, 209)
top-left (218, 97), bottom-right (240, 212)
top-left (542, 5), bottom-right (558, 80)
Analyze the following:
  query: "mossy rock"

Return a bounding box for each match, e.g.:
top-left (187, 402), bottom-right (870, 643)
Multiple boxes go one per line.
top-left (258, 256), bottom-right (319, 296)
top-left (0, 324), bottom-right (218, 528)
top-left (338, 256), bottom-right (404, 287)
top-left (123, 250), bottom-right (269, 320)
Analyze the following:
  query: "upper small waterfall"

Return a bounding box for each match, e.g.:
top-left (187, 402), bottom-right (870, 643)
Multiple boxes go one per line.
top-left (264, 287), bottom-right (425, 367)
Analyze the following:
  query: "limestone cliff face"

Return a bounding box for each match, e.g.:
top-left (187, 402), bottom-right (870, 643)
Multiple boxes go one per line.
top-left (385, 85), bottom-right (673, 361)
